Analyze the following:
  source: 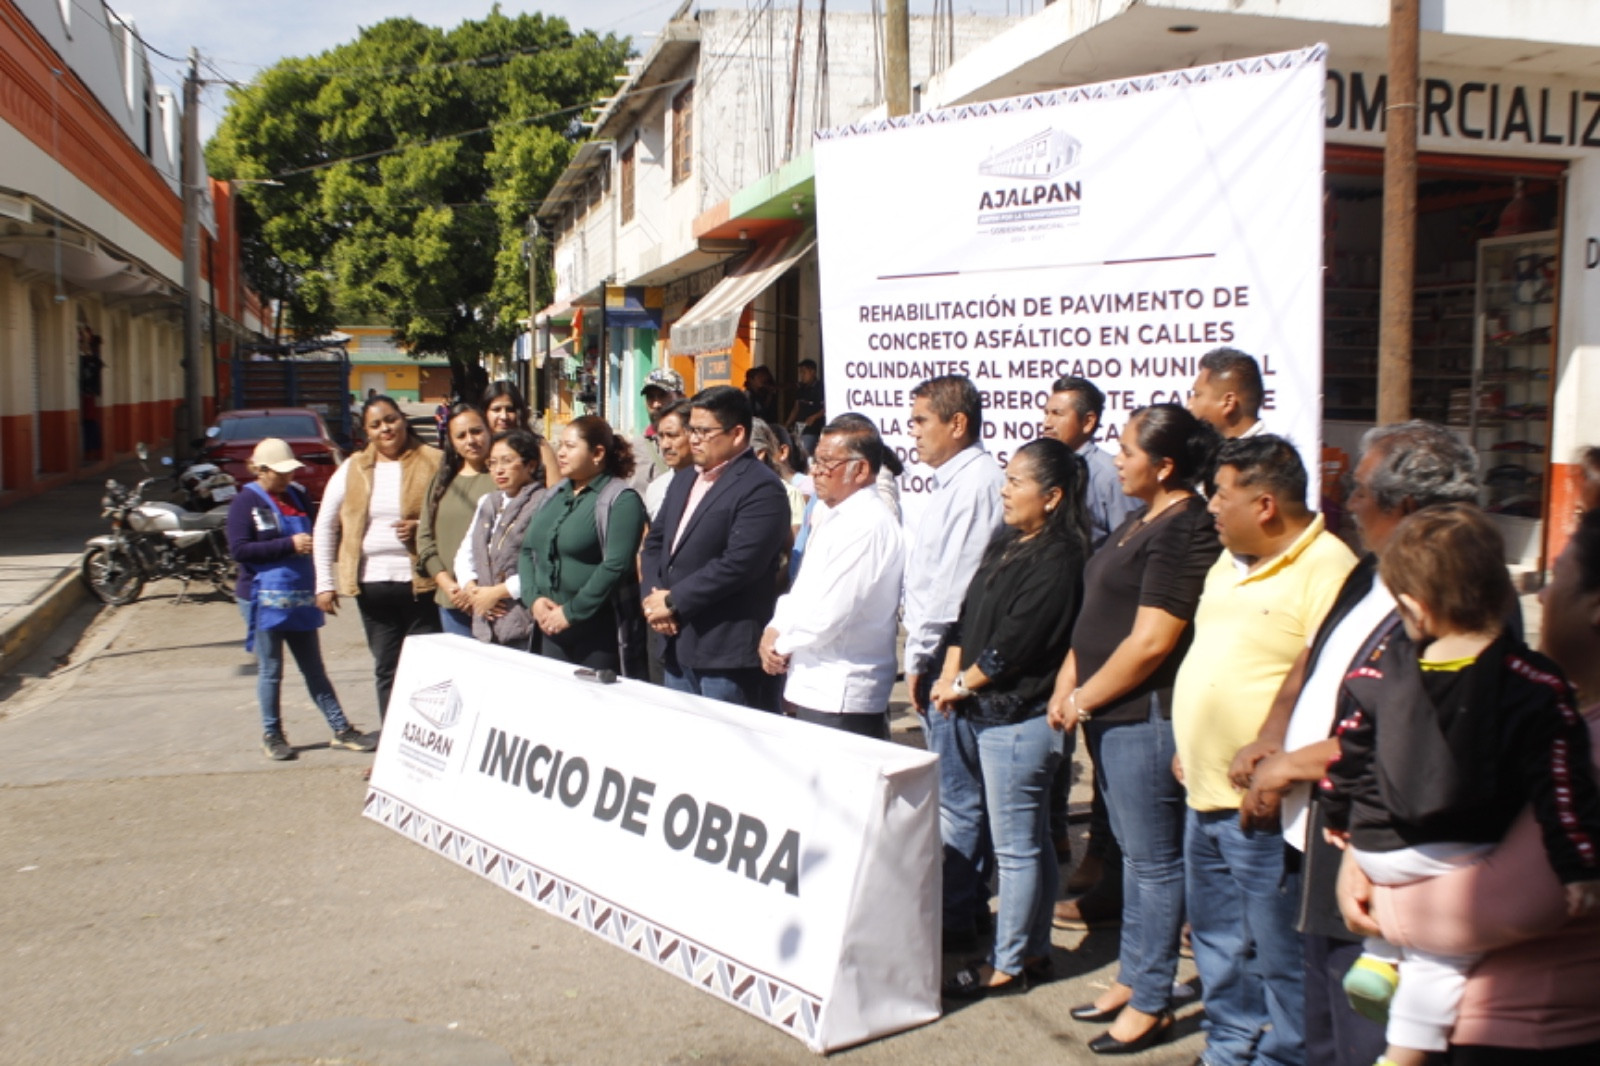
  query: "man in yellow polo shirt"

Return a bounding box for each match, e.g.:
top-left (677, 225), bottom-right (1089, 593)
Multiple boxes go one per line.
top-left (1174, 435), bottom-right (1355, 1066)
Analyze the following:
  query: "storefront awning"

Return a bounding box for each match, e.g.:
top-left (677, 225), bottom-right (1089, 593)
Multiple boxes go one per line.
top-left (670, 227), bottom-right (814, 357)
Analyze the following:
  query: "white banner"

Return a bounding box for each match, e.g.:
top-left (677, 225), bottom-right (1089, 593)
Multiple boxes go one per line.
top-left (363, 635), bottom-right (942, 1052)
top-left (814, 47), bottom-right (1327, 523)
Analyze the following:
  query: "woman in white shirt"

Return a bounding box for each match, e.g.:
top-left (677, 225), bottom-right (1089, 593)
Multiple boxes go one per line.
top-left (313, 395), bottom-right (443, 721)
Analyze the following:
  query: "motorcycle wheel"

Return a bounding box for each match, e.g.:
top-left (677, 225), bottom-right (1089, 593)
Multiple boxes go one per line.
top-left (82, 544), bottom-right (145, 606)
top-left (211, 560), bottom-right (239, 598)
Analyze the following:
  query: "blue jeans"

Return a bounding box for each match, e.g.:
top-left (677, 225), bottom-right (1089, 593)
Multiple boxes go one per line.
top-left (1090, 695), bottom-right (1185, 1014)
top-left (974, 711), bottom-right (1065, 976)
top-left (1186, 808), bottom-right (1306, 1066)
top-left (241, 597), bottom-right (349, 737)
top-left (663, 664), bottom-right (774, 710)
top-left (438, 605), bottom-right (474, 637)
top-left (920, 705), bottom-right (993, 932)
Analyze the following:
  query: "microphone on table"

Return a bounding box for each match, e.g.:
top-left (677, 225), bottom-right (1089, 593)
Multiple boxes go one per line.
top-left (574, 668), bottom-right (619, 685)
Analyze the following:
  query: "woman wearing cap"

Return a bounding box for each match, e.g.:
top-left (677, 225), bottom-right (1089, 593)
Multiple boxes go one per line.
top-left (226, 438), bottom-right (375, 762)
top-left (313, 394), bottom-right (444, 722)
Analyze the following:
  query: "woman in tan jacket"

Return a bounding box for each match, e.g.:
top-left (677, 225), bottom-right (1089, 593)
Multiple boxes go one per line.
top-left (313, 395), bottom-right (443, 721)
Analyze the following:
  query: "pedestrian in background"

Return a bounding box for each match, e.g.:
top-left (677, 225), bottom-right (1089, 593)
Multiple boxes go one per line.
top-left (313, 394), bottom-right (443, 721)
top-left (416, 402), bottom-right (493, 636)
top-left (641, 385), bottom-right (791, 708)
top-left (520, 417), bottom-right (648, 676)
top-left (902, 374), bottom-right (1005, 951)
top-left (785, 357), bottom-right (826, 455)
top-left (933, 437), bottom-right (1090, 1000)
top-left (228, 438), bottom-right (375, 761)
top-left (456, 429), bottom-right (548, 648)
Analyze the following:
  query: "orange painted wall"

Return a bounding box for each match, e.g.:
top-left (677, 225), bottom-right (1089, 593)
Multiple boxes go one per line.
top-left (1547, 461), bottom-right (1580, 566)
top-left (0, 5), bottom-right (183, 258)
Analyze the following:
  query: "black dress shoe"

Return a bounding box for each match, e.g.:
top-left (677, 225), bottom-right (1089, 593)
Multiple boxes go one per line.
top-left (1086, 1010), bottom-right (1173, 1055)
top-left (941, 963), bottom-right (1028, 1002)
top-left (1069, 1001), bottom-right (1125, 1023)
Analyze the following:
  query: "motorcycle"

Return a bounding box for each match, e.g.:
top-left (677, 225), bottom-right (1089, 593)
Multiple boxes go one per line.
top-left (173, 456), bottom-right (238, 511)
top-left (81, 444), bottom-right (238, 606)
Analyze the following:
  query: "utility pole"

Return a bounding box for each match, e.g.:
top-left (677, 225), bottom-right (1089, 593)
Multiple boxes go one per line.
top-left (885, 0), bottom-right (910, 118)
top-left (181, 48), bottom-right (204, 458)
top-left (1378, 0), bottom-right (1418, 424)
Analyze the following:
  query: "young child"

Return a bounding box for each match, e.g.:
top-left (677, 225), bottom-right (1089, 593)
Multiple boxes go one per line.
top-left (1320, 503), bottom-right (1600, 1066)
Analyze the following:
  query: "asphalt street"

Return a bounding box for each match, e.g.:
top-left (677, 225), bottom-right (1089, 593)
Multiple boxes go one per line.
top-left (1, 582), bottom-right (1204, 1066)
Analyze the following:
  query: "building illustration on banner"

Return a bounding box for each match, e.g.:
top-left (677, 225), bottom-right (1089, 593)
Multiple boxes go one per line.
top-left (409, 679), bottom-right (463, 730)
top-left (979, 128), bottom-right (1081, 179)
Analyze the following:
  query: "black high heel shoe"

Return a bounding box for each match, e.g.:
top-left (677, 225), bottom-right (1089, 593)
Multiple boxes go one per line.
top-left (941, 963), bottom-right (1028, 1002)
top-left (1069, 1000), bottom-right (1125, 1023)
top-left (1086, 1009), bottom-right (1173, 1055)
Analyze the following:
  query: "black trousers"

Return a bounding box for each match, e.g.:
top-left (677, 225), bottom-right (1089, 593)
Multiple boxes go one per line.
top-left (356, 581), bottom-right (441, 721)
top-left (1302, 932), bottom-right (1387, 1066)
top-left (789, 702), bottom-right (891, 740)
top-left (536, 605), bottom-right (620, 674)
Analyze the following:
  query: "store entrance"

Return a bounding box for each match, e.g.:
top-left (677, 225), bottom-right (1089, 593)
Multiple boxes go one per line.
top-left (1321, 148), bottom-right (1564, 573)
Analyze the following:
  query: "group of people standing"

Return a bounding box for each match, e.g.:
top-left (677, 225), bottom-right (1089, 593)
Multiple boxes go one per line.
top-left (225, 348), bottom-right (1600, 1065)
top-left (903, 351), bottom-right (1600, 1066)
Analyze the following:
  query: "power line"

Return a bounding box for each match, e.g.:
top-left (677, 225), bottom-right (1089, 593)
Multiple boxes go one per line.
top-left (265, 75), bottom-right (691, 180)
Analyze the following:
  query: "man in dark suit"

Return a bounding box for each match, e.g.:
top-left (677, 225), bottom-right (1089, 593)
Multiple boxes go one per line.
top-left (641, 384), bottom-right (791, 709)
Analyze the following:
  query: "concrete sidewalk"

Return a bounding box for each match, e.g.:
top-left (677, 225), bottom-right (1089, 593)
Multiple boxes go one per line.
top-left (0, 449), bottom-right (176, 675)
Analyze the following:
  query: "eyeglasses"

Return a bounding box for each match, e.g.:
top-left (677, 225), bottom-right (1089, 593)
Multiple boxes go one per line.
top-left (686, 425), bottom-right (727, 440)
top-left (811, 455), bottom-right (861, 477)
top-left (487, 457), bottom-right (525, 470)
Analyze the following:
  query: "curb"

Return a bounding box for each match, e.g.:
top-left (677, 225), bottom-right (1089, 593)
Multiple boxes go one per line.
top-left (0, 562), bottom-right (93, 674)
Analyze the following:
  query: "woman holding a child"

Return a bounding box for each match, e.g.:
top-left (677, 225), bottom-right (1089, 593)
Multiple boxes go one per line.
top-left (1336, 505), bottom-right (1600, 1065)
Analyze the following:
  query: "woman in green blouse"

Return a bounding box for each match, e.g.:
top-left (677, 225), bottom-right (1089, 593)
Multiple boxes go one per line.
top-left (519, 416), bottom-right (648, 674)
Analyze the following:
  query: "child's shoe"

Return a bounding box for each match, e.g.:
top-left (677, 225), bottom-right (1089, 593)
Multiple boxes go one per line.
top-left (1342, 954), bottom-right (1399, 1023)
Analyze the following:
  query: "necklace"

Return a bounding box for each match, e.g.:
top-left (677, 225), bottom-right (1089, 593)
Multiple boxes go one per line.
top-left (1116, 491), bottom-right (1194, 548)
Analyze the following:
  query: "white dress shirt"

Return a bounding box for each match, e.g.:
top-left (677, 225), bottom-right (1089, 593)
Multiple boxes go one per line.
top-left (769, 487), bottom-right (905, 715)
top-left (901, 444), bottom-right (1004, 676)
top-left (1279, 574), bottom-right (1397, 849)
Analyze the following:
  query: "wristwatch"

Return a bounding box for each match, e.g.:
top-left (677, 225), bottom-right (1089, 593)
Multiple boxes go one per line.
top-left (950, 675), bottom-right (972, 699)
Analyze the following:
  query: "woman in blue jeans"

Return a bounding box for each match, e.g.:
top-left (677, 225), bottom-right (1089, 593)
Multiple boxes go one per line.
top-left (932, 437), bottom-right (1090, 999)
top-left (1046, 404), bottom-right (1220, 1054)
top-left (227, 438), bottom-right (376, 762)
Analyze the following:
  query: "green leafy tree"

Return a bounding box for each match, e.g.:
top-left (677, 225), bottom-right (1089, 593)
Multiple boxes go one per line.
top-left (208, 9), bottom-right (628, 394)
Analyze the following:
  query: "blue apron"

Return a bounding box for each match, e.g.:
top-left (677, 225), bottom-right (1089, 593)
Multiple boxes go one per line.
top-left (244, 482), bottom-right (323, 651)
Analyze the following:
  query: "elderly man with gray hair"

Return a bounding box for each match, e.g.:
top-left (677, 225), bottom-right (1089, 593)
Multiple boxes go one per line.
top-left (1225, 420), bottom-right (1482, 1066)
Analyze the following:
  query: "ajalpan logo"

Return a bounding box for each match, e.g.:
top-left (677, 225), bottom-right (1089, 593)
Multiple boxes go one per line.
top-left (977, 128), bottom-right (1084, 230)
top-left (409, 679), bottom-right (464, 731)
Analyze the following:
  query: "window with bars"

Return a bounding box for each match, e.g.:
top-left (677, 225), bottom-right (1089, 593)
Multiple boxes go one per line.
top-left (672, 85), bottom-right (694, 186)
top-left (621, 141), bottom-right (635, 224)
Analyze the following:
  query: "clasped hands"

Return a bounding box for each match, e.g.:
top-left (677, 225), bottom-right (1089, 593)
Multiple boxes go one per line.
top-left (641, 589), bottom-right (679, 636)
